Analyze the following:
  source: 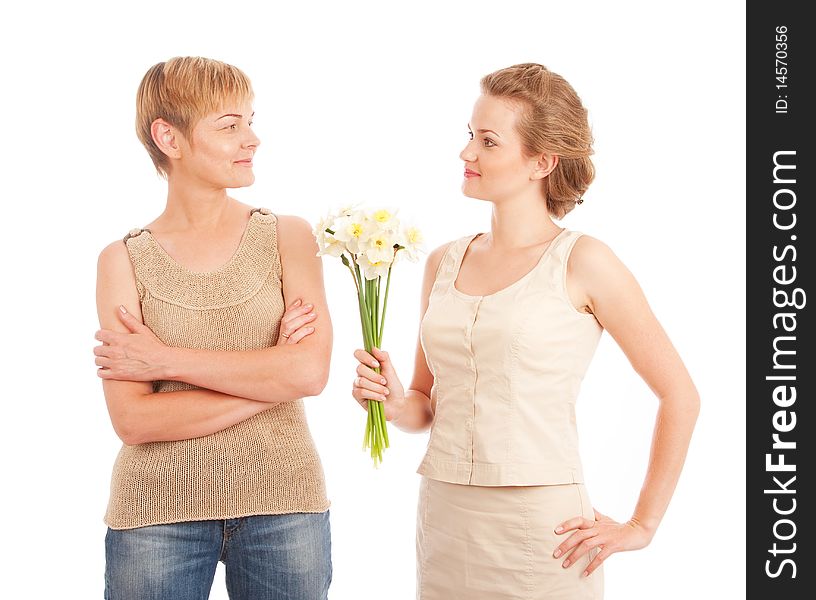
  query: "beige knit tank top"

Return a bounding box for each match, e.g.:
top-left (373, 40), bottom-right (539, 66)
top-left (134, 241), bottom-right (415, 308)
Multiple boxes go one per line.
top-left (105, 208), bottom-right (329, 530)
top-left (418, 229), bottom-right (603, 486)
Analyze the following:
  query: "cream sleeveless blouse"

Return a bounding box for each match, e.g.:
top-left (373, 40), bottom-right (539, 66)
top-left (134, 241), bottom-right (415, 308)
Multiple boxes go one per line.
top-left (417, 229), bottom-right (603, 486)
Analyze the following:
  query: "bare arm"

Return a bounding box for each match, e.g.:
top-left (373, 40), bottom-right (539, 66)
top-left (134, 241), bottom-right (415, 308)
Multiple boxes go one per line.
top-left (96, 215), bottom-right (333, 403)
top-left (554, 236), bottom-right (700, 575)
top-left (96, 241), bottom-right (271, 445)
top-left (352, 242), bottom-right (450, 433)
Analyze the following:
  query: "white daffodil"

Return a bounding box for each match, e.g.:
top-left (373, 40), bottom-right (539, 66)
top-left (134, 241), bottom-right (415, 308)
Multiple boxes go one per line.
top-left (332, 212), bottom-right (370, 254)
top-left (313, 214), bottom-right (346, 257)
top-left (364, 229), bottom-right (397, 264)
top-left (337, 203), bottom-right (361, 218)
top-left (396, 223), bottom-right (425, 262)
top-left (312, 213), bottom-right (331, 244)
top-left (321, 233), bottom-right (347, 257)
top-left (356, 253), bottom-right (392, 280)
top-left (371, 208), bottom-right (399, 231)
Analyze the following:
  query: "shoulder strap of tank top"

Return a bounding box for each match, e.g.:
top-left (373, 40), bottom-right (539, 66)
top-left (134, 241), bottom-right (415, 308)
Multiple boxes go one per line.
top-left (246, 208), bottom-right (282, 281)
top-left (550, 230), bottom-right (584, 263)
top-left (527, 229), bottom-right (584, 295)
top-left (430, 234), bottom-right (479, 294)
top-left (121, 208), bottom-right (281, 309)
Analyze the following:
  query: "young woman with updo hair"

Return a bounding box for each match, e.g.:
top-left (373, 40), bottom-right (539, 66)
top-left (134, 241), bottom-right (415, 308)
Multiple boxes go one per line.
top-left (352, 63), bottom-right (699, 599)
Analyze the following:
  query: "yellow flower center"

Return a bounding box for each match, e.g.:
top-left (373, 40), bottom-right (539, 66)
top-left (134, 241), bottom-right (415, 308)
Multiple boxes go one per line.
top-left (374, 210), bottom-right (392, 222)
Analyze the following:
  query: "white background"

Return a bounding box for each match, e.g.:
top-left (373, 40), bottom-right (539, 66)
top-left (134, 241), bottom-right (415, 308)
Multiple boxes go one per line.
top-left (0, 1), bottom-right (745, 598)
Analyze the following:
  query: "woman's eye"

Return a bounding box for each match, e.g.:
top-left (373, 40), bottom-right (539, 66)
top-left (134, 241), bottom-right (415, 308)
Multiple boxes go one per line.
top-left (483, 138), bottom-right (496, 147)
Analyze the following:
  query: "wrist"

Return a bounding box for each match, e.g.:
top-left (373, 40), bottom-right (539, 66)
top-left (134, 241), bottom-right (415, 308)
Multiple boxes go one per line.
top-left (387, 394), bottom-right (408, 424)
top-left (390, 389), bottom-right (431, 433)
top-left (629, 514), bottom-right (660, 538)
top-left (161, 345), bottom-right (185, 381)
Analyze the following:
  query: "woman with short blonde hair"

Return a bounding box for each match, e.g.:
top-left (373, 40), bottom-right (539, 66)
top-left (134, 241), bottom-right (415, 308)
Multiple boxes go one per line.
top-left (95, 56), bottom-right (333, 599)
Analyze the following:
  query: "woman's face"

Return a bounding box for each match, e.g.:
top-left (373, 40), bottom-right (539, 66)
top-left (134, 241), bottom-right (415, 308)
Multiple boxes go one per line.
top-left (459, 94), bottom-right (541, 202)
top-left (175, 97), bottom-right (260, 189)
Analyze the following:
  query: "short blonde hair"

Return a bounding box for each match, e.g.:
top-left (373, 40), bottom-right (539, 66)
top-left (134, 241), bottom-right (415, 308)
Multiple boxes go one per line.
top-left (481, 63), bottom-right (595, 218)
top-left (135, 56), bottom-right (254, 177)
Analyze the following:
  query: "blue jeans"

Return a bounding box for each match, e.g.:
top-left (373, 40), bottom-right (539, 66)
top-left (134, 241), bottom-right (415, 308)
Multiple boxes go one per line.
top-left (105, 512), bottom-right (331, 600)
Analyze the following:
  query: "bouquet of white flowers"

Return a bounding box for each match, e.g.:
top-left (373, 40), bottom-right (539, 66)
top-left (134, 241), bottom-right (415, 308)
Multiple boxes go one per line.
top-left (314, 205), bottom-right (423, 466)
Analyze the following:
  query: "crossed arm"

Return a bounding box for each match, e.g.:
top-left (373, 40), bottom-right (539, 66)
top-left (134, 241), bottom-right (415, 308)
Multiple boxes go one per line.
top-left (95, 215), bottom-right (332, 445)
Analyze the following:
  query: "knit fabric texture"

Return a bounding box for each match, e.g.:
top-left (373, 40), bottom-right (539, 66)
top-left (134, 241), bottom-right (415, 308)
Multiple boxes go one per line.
top-left (104, 208), bottom-right (329, 530)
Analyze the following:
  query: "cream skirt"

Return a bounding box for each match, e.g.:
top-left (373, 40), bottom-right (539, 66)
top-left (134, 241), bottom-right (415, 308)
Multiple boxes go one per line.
top-left (416, 477), bottom-right (604, 600)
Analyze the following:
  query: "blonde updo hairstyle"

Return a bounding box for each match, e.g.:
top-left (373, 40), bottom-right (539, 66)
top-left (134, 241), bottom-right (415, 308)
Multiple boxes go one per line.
top-left (480, 63), bottom-right (594, 218)
top-left (136, 56), bottom-right (254, 178)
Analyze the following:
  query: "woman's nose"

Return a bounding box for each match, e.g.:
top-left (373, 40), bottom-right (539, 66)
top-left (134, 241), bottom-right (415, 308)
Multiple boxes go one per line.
top-left (459, 142), bottom-right (477, 162)
top-left (245, 129), bottom-right (261, 149)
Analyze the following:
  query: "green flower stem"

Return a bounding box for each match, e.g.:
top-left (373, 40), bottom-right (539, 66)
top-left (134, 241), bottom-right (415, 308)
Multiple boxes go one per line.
top-left (379, 265), bottom-right (392, 345)
top-left (363, 412), bottom-right (370, 450)
top-left (375, 276), bottom-right (381, 344)
top-left (367, 278), bottom-right (375, 341)
top-left (381, 402), bottom-right (390, 447)
top-left (379, 401), bottom-right (390, 447)
top-left (347, 253), bottom-right (391, 466)
top-left (354, 262), bottom-right (374, 351)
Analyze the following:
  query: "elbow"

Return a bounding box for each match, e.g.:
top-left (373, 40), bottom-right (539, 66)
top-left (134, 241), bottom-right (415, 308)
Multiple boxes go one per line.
top-left (295, 346), bottom-right (330, 398)
top-left (662, 387), bottom-right (701, 423)
top-left (120, 432), bottom-right (144, 446)
top-left (684, 381), bottom-right (701, 419)
top-left (114, 421), bottom-right (148, 446)
top-left (108, 400), bottom-right (153, 445)
top-left (689, 391), bottom-right (701, 421)
top-left (301, 366), bottom-right (330, 398)
top-left (298, 360), bottom-right (329, 397)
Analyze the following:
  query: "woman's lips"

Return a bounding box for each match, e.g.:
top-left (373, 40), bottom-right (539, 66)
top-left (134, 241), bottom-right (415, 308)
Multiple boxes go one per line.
top-left (464, 169), bottom-right (480, 178)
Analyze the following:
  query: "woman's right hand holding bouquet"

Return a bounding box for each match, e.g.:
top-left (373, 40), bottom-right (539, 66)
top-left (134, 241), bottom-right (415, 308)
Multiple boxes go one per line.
top-left (352, 347), bottom-right (407, 424)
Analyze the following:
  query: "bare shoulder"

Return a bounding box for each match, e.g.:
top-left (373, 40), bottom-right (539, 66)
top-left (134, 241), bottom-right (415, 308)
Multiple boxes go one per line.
top-left (275, 213), bottom-right (312, 233)
top-left (274, 214), bottom-right (317, 255)
top-left (569, 234), bottom-right (629, 279)
top-left (97, 239), bottom-right (134, 278)
top-left (96, 238), bottom-right (142, 324)
top-left (569, 234), bottom-right (643, 312)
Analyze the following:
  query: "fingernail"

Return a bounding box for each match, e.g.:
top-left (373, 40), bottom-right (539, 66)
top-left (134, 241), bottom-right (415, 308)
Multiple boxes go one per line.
top-left (582, 571), bottom-right (589, 578)
top-left (372, 360), bottom-right (380, 367)
top-left (294, 299), bottom-right (302, 306)
top-left (381, 378), bottom-right (387, 385)
top-left (384, 389), bottom-right (390, 395)
top-left (562, 560), bottom-right (570, 568)
top-left (119, 305), bottom-right (127, 314)
top-left (553, 549), bottom-right (561, 558)
top-left (305, 303), bottom-right (313, 309)
top-left (555, 526), bottom-right (564, 533)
